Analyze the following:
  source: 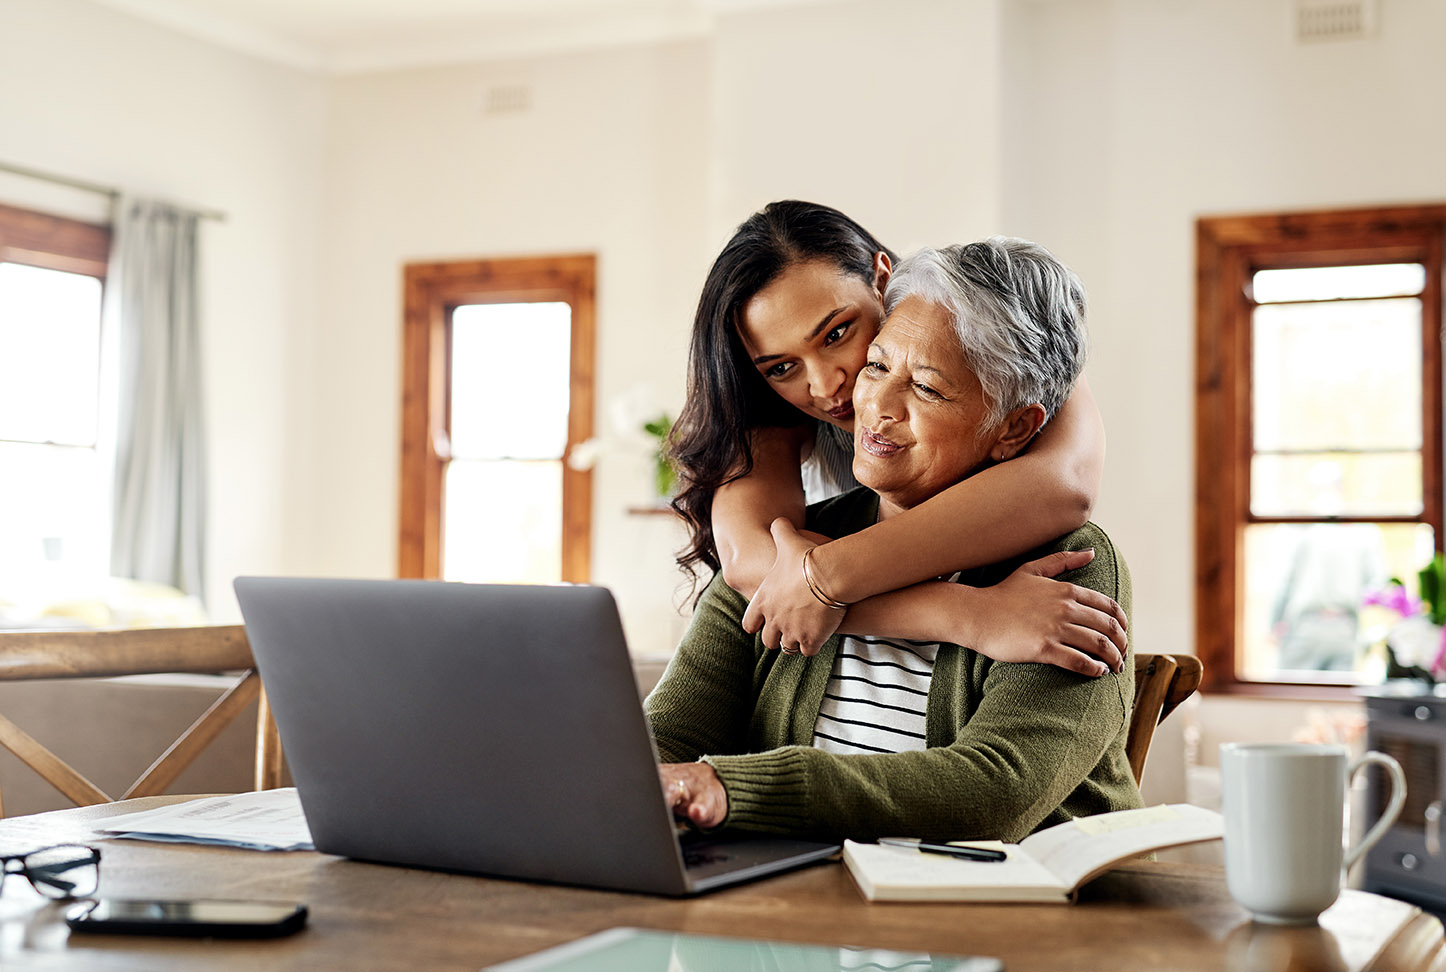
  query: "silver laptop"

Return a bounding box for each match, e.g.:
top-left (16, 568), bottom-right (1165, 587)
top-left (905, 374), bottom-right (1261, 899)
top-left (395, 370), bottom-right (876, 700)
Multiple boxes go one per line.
top-left (233, 577), bottom-right (839, 896)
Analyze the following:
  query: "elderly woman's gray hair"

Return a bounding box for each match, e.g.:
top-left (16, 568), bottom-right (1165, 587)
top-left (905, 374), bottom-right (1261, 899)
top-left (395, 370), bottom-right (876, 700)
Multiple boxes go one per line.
top-left (883, 238), bottom-right (1087, 430)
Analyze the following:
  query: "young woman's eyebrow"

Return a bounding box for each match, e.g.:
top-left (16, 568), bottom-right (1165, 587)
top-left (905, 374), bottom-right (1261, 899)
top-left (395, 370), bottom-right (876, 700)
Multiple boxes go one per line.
top-left (750, 307), bottom-right (848, 365)
top-left (805, 306), bottom-right (848, 340)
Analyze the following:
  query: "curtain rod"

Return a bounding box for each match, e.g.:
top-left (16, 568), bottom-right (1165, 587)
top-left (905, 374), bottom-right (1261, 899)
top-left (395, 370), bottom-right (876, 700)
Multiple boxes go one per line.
top-left (0, 159), bottom-right (228, 223)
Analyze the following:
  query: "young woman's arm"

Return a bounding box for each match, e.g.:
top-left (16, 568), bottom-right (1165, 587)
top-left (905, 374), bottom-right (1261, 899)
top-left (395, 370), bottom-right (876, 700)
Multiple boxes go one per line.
top-left (741, 380), bottom-right (1107, 651)
top-left (829, 378), bottom-right (1104, 600)
top-left (746, 519), bottom-right (1126, 671)
top-left (843, 551), bottom-right (1124, 674)
top-left (710, 424), bottom-right (814, 598)
top-left (710, 422), bottom-right (1123, 673)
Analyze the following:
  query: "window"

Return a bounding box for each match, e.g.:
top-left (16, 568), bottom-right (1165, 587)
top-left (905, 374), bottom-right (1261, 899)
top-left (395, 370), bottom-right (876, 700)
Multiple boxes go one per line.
top-left (1196, 205), bottom-right (1446, 694)
top-left (0, 203), bottom-right (111, 580)
top-left (399, 255), bottom-right (594, 583)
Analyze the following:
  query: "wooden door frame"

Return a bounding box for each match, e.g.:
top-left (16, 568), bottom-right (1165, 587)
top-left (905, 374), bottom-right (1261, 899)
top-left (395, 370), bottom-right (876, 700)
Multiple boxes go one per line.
top-left (399, 254), bottom-right (595, 582)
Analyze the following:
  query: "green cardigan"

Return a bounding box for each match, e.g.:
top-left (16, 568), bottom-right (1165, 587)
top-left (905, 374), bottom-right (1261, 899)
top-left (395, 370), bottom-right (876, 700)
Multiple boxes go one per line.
top-left (645, 487), bottom-right (1144, 843)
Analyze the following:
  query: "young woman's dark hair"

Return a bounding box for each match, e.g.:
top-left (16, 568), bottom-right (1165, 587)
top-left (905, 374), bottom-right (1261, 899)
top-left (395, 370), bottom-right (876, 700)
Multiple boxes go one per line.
top-left (668, 200), bottom-right (897, 588)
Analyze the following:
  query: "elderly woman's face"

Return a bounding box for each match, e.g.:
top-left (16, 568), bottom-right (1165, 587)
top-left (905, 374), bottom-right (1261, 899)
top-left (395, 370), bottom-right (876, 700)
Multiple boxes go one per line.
top-left (851, 296), bottom-right (999, 515)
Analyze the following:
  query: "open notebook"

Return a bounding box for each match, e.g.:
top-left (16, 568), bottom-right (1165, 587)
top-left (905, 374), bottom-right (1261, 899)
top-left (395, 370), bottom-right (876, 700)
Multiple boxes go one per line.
top-left (843, 803), bottom-right (1223, 903)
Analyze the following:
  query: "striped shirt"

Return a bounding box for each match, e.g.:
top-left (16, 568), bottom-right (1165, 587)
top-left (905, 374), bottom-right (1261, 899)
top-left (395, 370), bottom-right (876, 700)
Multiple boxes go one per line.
top-left (800, 421), bottom-right (859, 504)
top-left (811, 634), bottom-right (939, 755)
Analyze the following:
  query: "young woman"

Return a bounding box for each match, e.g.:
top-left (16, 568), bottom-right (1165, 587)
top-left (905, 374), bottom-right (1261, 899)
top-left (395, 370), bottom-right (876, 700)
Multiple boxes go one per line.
top-left (668, 201), bottom-right (1126, 674)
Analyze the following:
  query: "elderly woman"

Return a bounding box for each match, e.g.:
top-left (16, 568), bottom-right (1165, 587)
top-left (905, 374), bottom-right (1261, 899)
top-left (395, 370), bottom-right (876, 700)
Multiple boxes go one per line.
top-left (646, 238), bottom-right (1142, 842)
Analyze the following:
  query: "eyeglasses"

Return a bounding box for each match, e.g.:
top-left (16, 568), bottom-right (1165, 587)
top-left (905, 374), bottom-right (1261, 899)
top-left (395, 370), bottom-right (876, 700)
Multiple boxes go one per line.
top-left (0, 844), bottom-right (101, 899)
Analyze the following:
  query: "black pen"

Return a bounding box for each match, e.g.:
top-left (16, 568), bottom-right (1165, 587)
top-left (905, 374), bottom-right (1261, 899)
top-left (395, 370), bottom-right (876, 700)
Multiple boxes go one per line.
top-left (877, 838), bottom-right (1008, 862)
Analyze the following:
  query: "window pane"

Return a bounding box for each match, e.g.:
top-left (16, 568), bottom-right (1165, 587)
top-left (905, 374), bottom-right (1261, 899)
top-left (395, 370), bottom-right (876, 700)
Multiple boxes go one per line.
top-left (1240, 521), bottom-right (1433, 680)
top-left (0, 442), bottom-right (108, 578)
top-left (0, 263), bottom-right (103, 446)
top-left (1252, 263), bottom-right (1426, 303)
top-left (449, 302), bottom-right (571, 460)
top-left (443, 459), bottom-right (561, 583)
top-left (1251, 452), bottom-right (1422, 517)
top-left (1252, 297), bottom-right (1421, 454)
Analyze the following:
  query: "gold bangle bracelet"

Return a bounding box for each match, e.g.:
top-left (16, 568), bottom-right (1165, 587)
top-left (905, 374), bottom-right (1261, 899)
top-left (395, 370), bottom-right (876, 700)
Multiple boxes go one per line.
top-left (802, 546), bottom-right (848, 611)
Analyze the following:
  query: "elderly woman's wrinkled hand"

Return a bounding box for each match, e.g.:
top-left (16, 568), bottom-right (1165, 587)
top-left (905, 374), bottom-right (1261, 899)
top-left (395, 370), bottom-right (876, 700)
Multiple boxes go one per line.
top-left (740, 518), bottom-right (844, 657)
top-left (969, 549), bottom-right (1129, 676)
top-left (659, 762), bottom-right (728, 829)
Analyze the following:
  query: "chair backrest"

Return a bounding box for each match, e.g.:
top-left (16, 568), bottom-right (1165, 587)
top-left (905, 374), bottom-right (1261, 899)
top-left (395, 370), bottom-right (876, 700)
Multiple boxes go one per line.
top-left (0, 625), bottom-right (282, 816)
top-left (1128, 652), bottom-right (1204, 786)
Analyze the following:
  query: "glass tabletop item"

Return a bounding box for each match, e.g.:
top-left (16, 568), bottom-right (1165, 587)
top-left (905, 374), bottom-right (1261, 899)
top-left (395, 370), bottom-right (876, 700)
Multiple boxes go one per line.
top-left (486, 926), bottom-right (1003, 971)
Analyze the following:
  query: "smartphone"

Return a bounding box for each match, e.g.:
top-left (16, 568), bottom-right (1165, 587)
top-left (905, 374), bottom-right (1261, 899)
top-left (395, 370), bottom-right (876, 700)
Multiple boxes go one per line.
top-left (65, 898), bottom-right (308, 938)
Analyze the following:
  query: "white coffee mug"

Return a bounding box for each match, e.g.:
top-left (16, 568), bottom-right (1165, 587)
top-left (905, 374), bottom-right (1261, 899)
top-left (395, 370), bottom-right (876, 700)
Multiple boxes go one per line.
top-left (1219, 742), bottom-right (1406, 925)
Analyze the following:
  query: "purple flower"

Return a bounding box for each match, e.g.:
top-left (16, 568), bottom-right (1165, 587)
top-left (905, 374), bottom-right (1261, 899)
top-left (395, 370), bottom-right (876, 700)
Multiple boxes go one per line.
top-left (1433, 626), bottom-right (1446, 681)
top-left (1365, 584), bottom-right (1424, 618)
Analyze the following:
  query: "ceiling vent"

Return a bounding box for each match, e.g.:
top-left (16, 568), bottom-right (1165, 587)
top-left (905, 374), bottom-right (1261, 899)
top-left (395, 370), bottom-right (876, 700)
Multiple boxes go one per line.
top-left (1294, 0), bottom-right (1377, 42)
top-left (484, 84), bottom-right (532, 116)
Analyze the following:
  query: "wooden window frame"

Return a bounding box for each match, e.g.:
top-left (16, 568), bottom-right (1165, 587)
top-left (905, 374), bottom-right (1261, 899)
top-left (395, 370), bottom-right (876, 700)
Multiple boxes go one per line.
top-left (399, 254), bottom-right (595, 583)
top-left (0, 202), bottom-right (110, 277)
top-left (0, 201), bottom-right (112, 576)
top-left (1196, 204), bottom-right (1446, 696)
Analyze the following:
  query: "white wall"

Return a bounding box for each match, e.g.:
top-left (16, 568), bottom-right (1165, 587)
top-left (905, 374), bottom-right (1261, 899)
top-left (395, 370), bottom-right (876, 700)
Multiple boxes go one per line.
top-left (0, 0), bottom-right (326, 617)
top-left (312, 43), bottom-right (713, 653)
top-left (709, 0), bottom-right (1003, 249)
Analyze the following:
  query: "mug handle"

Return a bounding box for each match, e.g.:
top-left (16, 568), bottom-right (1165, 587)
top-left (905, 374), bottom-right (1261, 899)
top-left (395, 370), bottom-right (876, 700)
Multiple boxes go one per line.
top-left (1343, 750), bottom-right (1407, 873)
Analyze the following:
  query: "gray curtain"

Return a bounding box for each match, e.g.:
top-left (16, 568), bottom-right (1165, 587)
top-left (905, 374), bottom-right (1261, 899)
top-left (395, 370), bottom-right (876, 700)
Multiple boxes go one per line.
top-left (108, 197), bottom-right (207, 601)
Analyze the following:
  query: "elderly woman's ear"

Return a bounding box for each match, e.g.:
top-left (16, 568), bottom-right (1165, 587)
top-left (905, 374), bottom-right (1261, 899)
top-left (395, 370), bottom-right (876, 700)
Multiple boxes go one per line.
top-left (989, 403), bottom-right (1050, 463)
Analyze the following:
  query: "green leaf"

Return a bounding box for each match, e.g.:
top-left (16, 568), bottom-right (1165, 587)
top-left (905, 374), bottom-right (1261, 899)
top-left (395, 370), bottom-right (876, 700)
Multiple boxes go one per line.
top-left (643, 413), bottom-right (672, 439)
top-left (655, 455), bottom-right (676, 499)
top-left (1421, 553), bottom-right (1446, 626)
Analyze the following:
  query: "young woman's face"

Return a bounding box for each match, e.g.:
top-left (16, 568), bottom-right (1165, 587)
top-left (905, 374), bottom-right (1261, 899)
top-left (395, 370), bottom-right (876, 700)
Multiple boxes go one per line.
top-left (736, 257), bottom-right (888, 432)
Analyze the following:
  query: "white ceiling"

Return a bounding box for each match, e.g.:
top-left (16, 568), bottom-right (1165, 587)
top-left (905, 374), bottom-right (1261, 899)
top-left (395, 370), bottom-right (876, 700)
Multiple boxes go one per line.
top-left (88, 0), bottom-right (840, 74)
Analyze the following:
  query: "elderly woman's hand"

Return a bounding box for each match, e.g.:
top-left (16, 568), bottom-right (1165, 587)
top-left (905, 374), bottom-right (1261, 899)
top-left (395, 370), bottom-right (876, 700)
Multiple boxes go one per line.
top-left (741, 518), bottom-right (844, 656)
top-left (968, 549), bottom-right (1128, 676)
top-left (660, 762), bottom-right (728, 829)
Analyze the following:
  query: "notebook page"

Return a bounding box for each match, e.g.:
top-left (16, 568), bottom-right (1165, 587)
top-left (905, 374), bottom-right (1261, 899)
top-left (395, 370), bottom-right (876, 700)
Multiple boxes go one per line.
top-left (1018, 804), bottom-right (1223, 891)
top-left (842, 840), bottom-right (1068, 901)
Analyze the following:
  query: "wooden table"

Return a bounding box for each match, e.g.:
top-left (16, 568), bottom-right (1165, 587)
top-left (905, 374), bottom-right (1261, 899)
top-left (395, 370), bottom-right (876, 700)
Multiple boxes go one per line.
top-left (0, 797), bottom-right (1441, 971)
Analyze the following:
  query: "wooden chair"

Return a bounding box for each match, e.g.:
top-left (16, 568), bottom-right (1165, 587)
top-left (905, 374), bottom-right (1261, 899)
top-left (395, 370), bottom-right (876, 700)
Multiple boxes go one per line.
top-left (1128, 652), bottom-right (1204, 786)
top-left (0, 625), bottom-right (282, 816)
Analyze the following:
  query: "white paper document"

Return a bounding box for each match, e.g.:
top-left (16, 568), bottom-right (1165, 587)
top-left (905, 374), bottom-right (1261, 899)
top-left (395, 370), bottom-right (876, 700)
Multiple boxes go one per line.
top-left (97, 788), bottom-right (314, 851)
